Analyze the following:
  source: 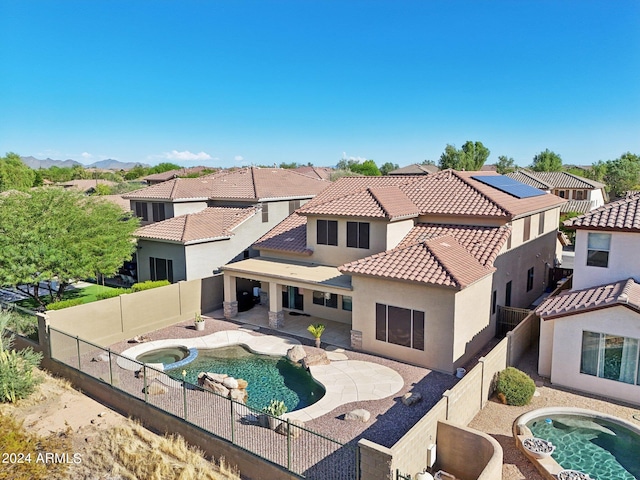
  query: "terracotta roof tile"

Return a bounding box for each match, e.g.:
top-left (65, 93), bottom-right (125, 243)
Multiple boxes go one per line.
top-left (536, 278), bottom-right (640, 319)
top-left (388, 164), bottom-right (439, 175)
top-left (339, 235), bottom-right (494, 289)
top-left (505, 171), bottom-right (553, 189)
top-left (565, 193), bottom-right (640, 231)
top-left (135, 207), bottom-right (256, 243)
top-left (561, 199), bottom-right (596, 213)
top-left (253, 213), bottom-right (312, 255)
top-left (123, 176), bottom-right (218, 200)
top-left (369, 186), bottom-right (420, 219)
top-left (293, 166), bottom-right (334, 181)
top-left (530, 171), bottom-right (605, 189)
top-left (398, 223), bottom-right (510, 267)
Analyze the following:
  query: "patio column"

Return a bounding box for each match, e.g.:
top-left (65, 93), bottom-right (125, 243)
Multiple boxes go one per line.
top-left (223, 274), bottom-right (238, 319)
top-left (268, 281), bottom-right (284, 329)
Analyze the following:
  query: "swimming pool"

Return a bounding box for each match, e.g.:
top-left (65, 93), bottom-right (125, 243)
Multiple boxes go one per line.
top-left (517, 408), bottom-right (640, 480)
top-left (166, 345), bottom-right (325, 412)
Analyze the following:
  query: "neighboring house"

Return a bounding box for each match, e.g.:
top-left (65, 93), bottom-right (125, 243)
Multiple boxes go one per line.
top-left (293, 166), bottom-right (334, 181)
top-left (506, 169), bottom-right (607, 213)
top-left (536, 193), bottom-right (640, 406)
top-left (123, 167), bottom-right (330, 283)
top-left (100, 194), bottom-right (131, 211)
top-left (222, 170), bottom-right (565, 373)
top-left (388, 164), bottom-right (439, 175)
top-left (142, 167), bottom-right (215, 185)
top-left (58, 179), bottom-right (117, 194)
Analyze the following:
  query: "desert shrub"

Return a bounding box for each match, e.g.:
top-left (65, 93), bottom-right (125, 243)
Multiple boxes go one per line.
top-left (495, 367), bottom-right (536, 406)
top-left (1, 310), bottom-right (38, 340)
top-left (96, 288), bottom-right (130, 300)
top-left (0, 312), bottom-right (43, 403)
top-left (131, 280), bottom-right (171, 292)
top-left (45, 298), bottom-right (84, 310)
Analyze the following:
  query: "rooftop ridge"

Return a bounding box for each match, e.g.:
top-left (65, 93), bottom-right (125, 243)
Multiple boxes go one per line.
top-left (450, 170), bottom-right (511, 216)
top-left (424, 234), bottom-right (491, 288)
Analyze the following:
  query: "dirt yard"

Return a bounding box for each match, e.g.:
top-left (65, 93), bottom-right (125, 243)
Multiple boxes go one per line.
top-left (0, 368), bottom-right (240, 480)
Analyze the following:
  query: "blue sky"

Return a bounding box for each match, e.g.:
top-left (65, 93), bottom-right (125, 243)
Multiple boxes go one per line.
top-left (1, 1), bottom-right (638, 168)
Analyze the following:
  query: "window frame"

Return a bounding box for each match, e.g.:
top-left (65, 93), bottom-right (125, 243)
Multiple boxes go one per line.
top-left (312, 290), bottom-right (338, 309)
top-left (149, 257), bottom-right (173, 283)
top-left (523, 216), bottom-right (531, 242)
top-left (316, 219), bottom-right (338, 246)
top-left (526, 267), bottom-right (534, 292)
top-left (261, 202), bottom-right (269, 223)
top-left (375, 303), bottom-right (425, 351)
top-left (152, 202), bottom-right (165, 222)
top-left (580, 330), bottom-right (640, 385)
top-left (586, 232), bottom-right (611, 268)
top-left (538, 211), bottom-right (545, 235)
top-left (135, 202), bottom-right (148, 221)
top-left (346, 221), bottom-right (370, 249)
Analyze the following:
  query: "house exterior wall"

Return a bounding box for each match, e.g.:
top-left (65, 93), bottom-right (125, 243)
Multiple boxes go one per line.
top-left (300, 290), bottom-right (352, 324)
top-left (587, 188), bottom-right (605, 208)
top-left (572, 230), bottom-right (640, 290)
top-left (538, 316), bottom-right (555, 377)
top-left (351, 275), bottom-right (457, 372)
top-left (385, 219), bottom-right (416, 250)
top-left (305, 216), bottom-right (392, 267)
top-left (453, 275), bottom-right (494, 368)
top-left (548, 306), bottom-right (640, 406)
top-left (136, 240), bottom-right (187, 282)
top-left (173, 201), bottom-right (208, 217)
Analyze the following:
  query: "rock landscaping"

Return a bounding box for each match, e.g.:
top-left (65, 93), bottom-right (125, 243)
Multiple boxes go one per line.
top-left (198, 372), bottom-right (248, 403)
top-left (344, 409), bottom-right (371, 422)
top-left (557, 470), bottom-right (592, 480)
top-left (401, 392), bottom-right (422, 406)
top-left (522, 437), bottom-right (555, 458)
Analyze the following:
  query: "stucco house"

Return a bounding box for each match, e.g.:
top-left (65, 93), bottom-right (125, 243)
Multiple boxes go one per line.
top-left (388, 163), bottom-right (439, 175)
top-left (122, 167), bottom-right (330, 283)
top-left (537, 193), bottom-right (640, 405)
top-left (507, 169), bottom-right (607, 213)
top-left (222, 170), bottom-right (565, 373)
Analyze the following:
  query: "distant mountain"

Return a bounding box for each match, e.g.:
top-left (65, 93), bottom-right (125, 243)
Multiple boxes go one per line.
top-left (21, 156), bottom-right (82, 169)
top-left (20, 156), bottom-right (149, 170)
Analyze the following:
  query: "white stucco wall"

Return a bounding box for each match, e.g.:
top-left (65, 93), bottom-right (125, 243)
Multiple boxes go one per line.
top-left (538, 317), bottom-right (555, 377)
top-left (548, 306), bottom-right (640, 406)
top-left (386, 219), bottom-right (415, 250)
top-left (173, 201), bottom-right (209, 217)
top-left (572, 230), bottom-right (640, 290)
top-left (587, 188), bottom-right (605, 208)
top-left (136, 240), bottom-right (187, 282)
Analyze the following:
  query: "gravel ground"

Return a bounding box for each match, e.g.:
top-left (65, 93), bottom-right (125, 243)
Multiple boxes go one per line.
top-left (468, 347), bottom-right (640, 480)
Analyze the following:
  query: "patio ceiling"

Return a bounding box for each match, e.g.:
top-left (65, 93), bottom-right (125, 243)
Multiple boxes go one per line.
top-left (222, 258), bottom-right (352, 291)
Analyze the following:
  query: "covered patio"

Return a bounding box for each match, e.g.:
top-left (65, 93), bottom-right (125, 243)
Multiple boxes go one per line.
top-left (220, 258), bottom-right (354, 349)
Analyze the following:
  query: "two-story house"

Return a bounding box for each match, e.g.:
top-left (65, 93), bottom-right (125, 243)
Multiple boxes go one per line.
top-left (507, 169), bottom-right (607, 213)
top-left (123, 167), bottom-right (330, 283)
top-left (221, 170), bottom-right (565, 373)
top-left (536, 193), bottom-right (640, 405)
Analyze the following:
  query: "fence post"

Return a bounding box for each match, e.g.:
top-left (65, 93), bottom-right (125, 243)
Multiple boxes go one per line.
top-left (286, 418), bottom-right (292, 471)
top-left (76, 336), bottom-right (81, 370)
top-left (183, 380), bottom-right (188, 421)
top-left (230, 398), bottom-right (235, 444)
top-left (143, 364), bottom-right (148, 403)
top-left (108, 349), bottom-right (113, 386)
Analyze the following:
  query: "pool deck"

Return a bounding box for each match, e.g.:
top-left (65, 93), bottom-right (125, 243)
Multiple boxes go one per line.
top-left (118, 329), bottom-right (404, 422)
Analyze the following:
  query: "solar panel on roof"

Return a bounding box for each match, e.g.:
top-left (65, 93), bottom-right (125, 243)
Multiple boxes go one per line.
top-left (471, 175), bottom-right (545, 199)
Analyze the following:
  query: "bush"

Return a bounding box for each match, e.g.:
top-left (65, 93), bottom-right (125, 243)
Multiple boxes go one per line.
top-left (96, 288), bottom-right (130, 300)
top-left (495, 367), bottom-right (536, 406)
top-left (130, 280), bottom-right (171, 292)
top-left (45, 298), bottom-right (84, 310)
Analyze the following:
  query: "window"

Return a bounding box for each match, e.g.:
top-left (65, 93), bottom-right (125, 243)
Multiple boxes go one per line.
top-left (581, 331), bottom-right (640, 385)
top-left (289, 200), bottom-right (301, 214)
top-left (134, 202), bottom-right (148, 221)
top-left (557, 190), bottom-right (566, 198)
top-left (317, 219), bottom-right (338, 246)
top-left (538, 211), bottom-right (545, 235)
top-left (523, 216), bottom-right (531, 242)
top-left (505, 281), bottom-right (512, 307)
top-left (262, 203), bottom-right (269, 223)
top-left (506, 232), bottom-right (512, 250)
top-left (312, 291), bottom-right (337, 308)
top-left (152, 202), bottom-right (165, 222)
top-left (149, 257), bottom-right (173, 283)
top-left (491, 290), bottom-right (497, 315)
top-left (526, 267), bottom-right (534, 292)
top-left (243, 249), bottom-right (250, 259)
top-left (375, 303), bottom-right (424, 351)
top-left (347, 222), bottom-right (370, 249)
top-left (587, 233), bottom-right (611, 268)
top-left (342, 295), bottom-right (352, 311)
top-left (576, 190), bottom-right (584, 200)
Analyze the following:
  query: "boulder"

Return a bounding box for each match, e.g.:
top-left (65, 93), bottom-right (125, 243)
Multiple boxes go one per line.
top-left (287, 345), bottom-right (307, 363)
top-left (401, 392), bottom-right (422, 406)
top-left (128, 335), bottom-right (151, 344)
top-left (223, 377), bottom-right (239, 389)
top-left (144, 382), bottom-right (167, 395)
top-left (344, 409), bottom-right (370, 422)
top-left (229, 388), bottom-right (247, 404)
top-left (236, 378), bottom-right (248, 390)
top-left (200, 378), bottom-right (230, 397)
top-left (302, 352), bottom-right (330, 369)
top-left (202, 372), bottom-right (228, 383)
top-left (275, 419), bottom-right (305, 438)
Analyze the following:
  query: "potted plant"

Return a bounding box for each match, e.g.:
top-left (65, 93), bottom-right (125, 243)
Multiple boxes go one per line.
top-left (307, 323), bottom-right (326, 348)
top-left (194, 312), bottom-right (205, 331)
top-left (263, 399), bottom-right (287, 430)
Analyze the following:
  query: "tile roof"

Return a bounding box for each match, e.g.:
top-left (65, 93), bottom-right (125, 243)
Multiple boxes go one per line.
top-left (536, 278), bottom-right (640, 319)
top-left (564, 193), bottom-right (640, 231)
top-left (253, 212), bottom-right (312, 255)
top-left (293, 166), bottom-right (334, 181)
top-left (398, 223), bottom-right (510, 267)
top-left (135, 207), bottom-right (256, 244)
top-left (388, 164), bottom-right (439, 175)
top-left (507, 170), bottom-right (605, 190)
top-left (142, 167), bottom-right (213, 183)
top-left (339, 235), bottom-right (494, 289)
top-left (560, 199), bottom-right (596, 214)
top-left (59, 179), bottom-right (117, 191)
top-left (124, 167), bottom-right (330, 201)
top-left (505, 171), bottom-right (553, 189)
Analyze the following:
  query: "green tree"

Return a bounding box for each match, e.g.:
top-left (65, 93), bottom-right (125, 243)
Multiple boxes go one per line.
top-left (438, 141), bottom-right (490, 171)
top-left (530, 149), bottom-right (563, 172)
top-left (585, 160), bottom-right (607, 183)
top-left (350, 159), bottom-right (381, 176)
top-left (379, 162), bottom-right (399, 175)
top-left (0, 152), bottom-right (36, 191)
top-left (421, 159), bottom-right (436, 166)
top-left (278, 162), bottom-right (299, 169)
top-left (496, 155), bottom-right (516, 174)
top-left (147, 162), bottom-right (181, 175)
top-left (124, 164), bottom-right (149, 180)
top-left (0, 188), bottom-right (139, 306)
top-left (603, 152), bottom-right (640, 197)
top-left (93, 183), bottom-right (112, 195)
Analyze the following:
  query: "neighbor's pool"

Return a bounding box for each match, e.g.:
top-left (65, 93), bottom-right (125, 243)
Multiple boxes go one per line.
top-left (527, 414), bottom-right (640, 479)
top-left (166, 345), bottom-right (325, 412)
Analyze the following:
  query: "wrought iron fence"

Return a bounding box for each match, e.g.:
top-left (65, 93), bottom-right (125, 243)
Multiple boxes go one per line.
top-left (48, 326), bottom-right (357, 479)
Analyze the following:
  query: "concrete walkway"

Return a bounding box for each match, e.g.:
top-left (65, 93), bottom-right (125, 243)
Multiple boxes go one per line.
top-left (117, 330), bottom-right (403, 421)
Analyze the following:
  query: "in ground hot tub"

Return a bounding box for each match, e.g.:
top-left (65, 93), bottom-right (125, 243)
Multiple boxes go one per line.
top-left (136, 346), bottom-right (198, 370)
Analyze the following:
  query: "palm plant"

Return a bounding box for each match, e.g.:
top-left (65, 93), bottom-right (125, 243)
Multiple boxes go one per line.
top-left (307, 323), bottom-right (326, 348)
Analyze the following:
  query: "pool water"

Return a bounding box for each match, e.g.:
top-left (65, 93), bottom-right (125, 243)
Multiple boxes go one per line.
top-left (167, 345), bottom-right (325, 412)
top-left (528, 414), bottom-right (640, 480)
top-left (137, 346), bottom-right (189, 364)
